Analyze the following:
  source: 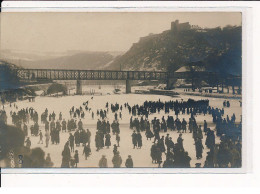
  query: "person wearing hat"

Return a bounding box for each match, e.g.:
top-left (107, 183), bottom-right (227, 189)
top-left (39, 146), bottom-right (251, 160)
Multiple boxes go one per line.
top-left (205, 128), bottom-right (215, 149)
top-left (113, 144), bottom-right (118, 155)
top-left (165, 134), bottom-right (170, 151)
top-left (177, 133), bottom-right (184, 150)
top-left (105, 132), bottom-right (111, 148)
top-left (25, 137), bottom-right (31, 149)
top-left (136, 132), bottom-right (142, 149)
top-left (195, 138), bottom-right (204, 159)
top-left (112, 151), bottom-right (122, 168)
top-left (74, 150), bottom-right (79, 167)
top-left (158, 136), bottom-right (166, 153)
top-left (131, 130), bottom-right (137, 149)
top-left (99, 155), bottom-right (108, 168)
top-left (183, 151), bottom-right (191, 168)
top-left (125, 155), bottom-right (133, 168)
top-left (167, 137), bottom-right (175, 152)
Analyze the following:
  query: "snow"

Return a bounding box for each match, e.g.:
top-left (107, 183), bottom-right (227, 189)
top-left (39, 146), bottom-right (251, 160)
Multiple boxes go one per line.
top-left (2, 85), bottom-right (242, 168)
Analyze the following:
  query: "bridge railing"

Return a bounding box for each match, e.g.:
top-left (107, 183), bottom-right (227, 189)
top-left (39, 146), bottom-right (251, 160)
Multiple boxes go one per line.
top-left (14, 68), bottom-right (241, 86)
top-left (15, 69), bottom-right (169, 81)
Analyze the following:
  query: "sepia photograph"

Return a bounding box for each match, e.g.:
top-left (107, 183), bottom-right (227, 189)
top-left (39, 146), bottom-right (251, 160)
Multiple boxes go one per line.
top-left (0, 11), bottom-right (242, 169)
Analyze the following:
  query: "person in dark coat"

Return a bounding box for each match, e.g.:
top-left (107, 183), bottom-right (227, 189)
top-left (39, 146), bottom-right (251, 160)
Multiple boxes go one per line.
top-left (183, 151), bottom-right (191, 168)
top-left (112, 151), bottom-right (122, 168)
top-left (79, 129), bottom-right (84, 144)
top-left (150, 143), bottom-right (157, 163)
top-left (45, 153), bottom-right (54, 167)
top-left (74, 150), bottom-right (79, 167)
top-left (182, 119), bottom-right (187, 133)
top-left (177, 134), bottom-right (184, 150)
top-left (167, 137), bottom-right (175, 152)
top-left (99, 155), bottom-right (108, 168)
top-left (204, 150), bottom-right (215, 168)
top-left (45, 130), bottom-right (50, 148)
top-left (83, 144), bottom-right (91, 160)
top-left (38, 130), bottom-right (43, 144)
top-left (25, 137), bottom-right (31, 149)
top-left (145, 128), bottom-right (154, 140)
top-left (195, 138), bottom-right (204, 159)
top-left (205, 129), bottom-right (215, 149)
top-left (113, 144), bottom-right (118, 155)
top-left (81, 129), bottom-right (88, 145)
top-left (153, 129), bottom-right (160, 143)
top-left (155, 146), bottom-right (162, 165)
top-left (106, 121), bottom-right (111, 133)
top-left (130, 116), bottom-right (133, 129)
top-left (95, 131), bottom-right (102, 151)
top-left (100, 132), bottom-right (104, 148)
top-left (115, 133), bottom-right (120, 147)
top-left (86, 129), bottom-right (91, 146)
top-left (105, 133), bottom-right (111, 148)
top-left (158, 136), bottom-right (166, 153)
top-left (132, 131), bottom-right (138, 149)
top-left (61, 142), bottom-right (71, 168)
top-left (203, 120), bottom-right (208, 135)
top-left (45, 121), bottom-right (49, 132)
top-left (125, 155), bottom-right (134, 168)
top-left (62, 119), bottom-right (67, 132)
top-left (74, 130), bottom-right (80, 147)
top-left (69, 133), bottom-right (75, 152)
top-left (163, 158), bottom-right (174, 168)
top-left (78, 119), bottom-right (83, 131)
top-left (136, 132), bottom-right (142, 149)
top-left (165, 134), bottom-right (170, 149)
top-left (23, 124), bottom-right (28, 136)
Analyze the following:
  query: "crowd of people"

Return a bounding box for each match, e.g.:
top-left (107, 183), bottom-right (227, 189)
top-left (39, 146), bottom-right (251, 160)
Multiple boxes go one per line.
top-left (0, 96), bottom-right (242, 168)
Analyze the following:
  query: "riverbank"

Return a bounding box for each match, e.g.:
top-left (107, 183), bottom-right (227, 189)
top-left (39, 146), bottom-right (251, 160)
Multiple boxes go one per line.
top-left (135, 88), bottom-right (179, 97)
top-left (179, 91), bottom-right (241, 99)
top-left (134, 87), bottom-right (241, 99)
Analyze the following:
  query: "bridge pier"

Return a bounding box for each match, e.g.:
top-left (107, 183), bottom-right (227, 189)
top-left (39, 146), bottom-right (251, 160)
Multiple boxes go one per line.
top-left (76, 80), bottom-right (83, 95)
top-left (126, 79), bottom-right (131, 94)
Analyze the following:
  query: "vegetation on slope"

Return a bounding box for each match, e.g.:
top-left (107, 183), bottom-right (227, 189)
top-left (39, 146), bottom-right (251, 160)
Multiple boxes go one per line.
top-left (109, 26), bottom-right (242, 76)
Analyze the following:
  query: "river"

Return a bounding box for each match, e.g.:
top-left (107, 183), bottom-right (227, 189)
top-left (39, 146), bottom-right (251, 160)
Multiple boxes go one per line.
top-left (2, 85), bottom-right (242, 168)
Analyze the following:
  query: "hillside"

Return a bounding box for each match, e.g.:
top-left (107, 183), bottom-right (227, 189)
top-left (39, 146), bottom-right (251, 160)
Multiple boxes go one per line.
top-left (0, 61), bottom-right (21, 90)
top-left (3, 51), bottom-right (123, 70)
top-left (108, 26), bottom-right (242, 76)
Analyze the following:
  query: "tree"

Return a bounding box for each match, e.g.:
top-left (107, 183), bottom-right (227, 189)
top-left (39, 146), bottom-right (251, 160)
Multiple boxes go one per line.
top-left (0, 123), bottom-right (25, 160)
top-left (47, 83), bottom-right (67, 95)
top-left (185, 65), bottom-right (205, 90)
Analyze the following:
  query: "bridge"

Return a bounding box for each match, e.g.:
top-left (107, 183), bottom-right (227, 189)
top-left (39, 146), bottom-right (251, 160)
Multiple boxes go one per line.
top-left (0, 64), bottom-right (242, 95)
top-left (14, 68), bottom-right (172, 94)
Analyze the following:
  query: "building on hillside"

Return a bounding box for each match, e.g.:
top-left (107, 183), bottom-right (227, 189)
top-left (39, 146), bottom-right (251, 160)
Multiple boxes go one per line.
top-left (171, 20), bottom-right (191, 32)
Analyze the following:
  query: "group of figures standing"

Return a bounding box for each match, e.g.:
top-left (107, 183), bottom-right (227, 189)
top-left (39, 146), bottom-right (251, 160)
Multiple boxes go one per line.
top-left (0, 96), bottom-right (242, 168)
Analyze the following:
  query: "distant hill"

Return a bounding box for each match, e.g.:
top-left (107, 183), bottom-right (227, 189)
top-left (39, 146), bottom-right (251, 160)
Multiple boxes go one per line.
top-left (108, 25), bottom-right (242, 76)
top-left (2, 51), bottom-right (123, 70)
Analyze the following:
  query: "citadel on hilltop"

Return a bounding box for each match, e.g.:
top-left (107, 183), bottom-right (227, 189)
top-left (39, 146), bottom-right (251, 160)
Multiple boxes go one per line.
top-left (171, 20), bottom-right (205, 32)
top-left (139, 20), bottom-right (203, 42)
top-left (171, 20), bottom-right (191, 32)
top-left (138, 19), bottom-right (230, 44)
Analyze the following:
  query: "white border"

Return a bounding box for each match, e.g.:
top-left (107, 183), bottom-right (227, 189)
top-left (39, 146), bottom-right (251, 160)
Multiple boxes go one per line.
top-left (0, 3), bottom-right (252, 175)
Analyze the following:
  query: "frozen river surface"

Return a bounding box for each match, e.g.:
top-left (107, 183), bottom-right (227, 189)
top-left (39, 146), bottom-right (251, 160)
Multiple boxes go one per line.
top-left (3, 86), bottom-right (242, 168)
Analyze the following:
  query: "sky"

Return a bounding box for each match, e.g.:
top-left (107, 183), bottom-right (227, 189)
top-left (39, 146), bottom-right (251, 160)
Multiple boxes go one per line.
top-left (0, 12), bottom-right (242, 53)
